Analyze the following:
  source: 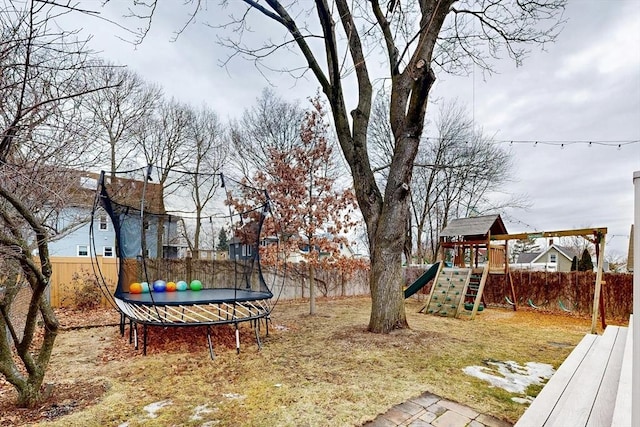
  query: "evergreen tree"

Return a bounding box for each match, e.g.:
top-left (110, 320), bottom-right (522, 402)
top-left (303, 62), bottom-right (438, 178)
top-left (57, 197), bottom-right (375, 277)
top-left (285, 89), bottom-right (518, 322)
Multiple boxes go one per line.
top-left (578, 249), bottom-right (594, 271)
top-left (571, 256), bottom-right (578, 271)
top-left (217, 228), bottom-right (229, 251)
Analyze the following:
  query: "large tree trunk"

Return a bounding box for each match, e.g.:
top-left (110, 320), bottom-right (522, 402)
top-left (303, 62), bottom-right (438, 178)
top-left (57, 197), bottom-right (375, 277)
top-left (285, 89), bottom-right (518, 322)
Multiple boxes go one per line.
top-left (368, 234), bottom-right (408, 332)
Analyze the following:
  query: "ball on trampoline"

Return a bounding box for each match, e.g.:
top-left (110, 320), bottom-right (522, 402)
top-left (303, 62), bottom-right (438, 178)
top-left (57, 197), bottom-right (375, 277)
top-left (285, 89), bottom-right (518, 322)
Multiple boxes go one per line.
top-left (190, 279), bottom-right (202, 291)
top-left (140, 282), bottom-right (150, 293)
top-left (176, 280), bottom-right (188, 291)
top-left (153, 280), bottom-right (167, 292)
top-left (165, 281), bottom-right (177, 292)
top-left (129, 282), bottom-right (142, 294)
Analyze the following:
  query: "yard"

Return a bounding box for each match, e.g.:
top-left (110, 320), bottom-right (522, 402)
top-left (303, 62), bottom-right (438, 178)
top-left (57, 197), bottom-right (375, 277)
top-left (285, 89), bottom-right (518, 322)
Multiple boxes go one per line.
top-left (0, 297), bottom-right (604, 426)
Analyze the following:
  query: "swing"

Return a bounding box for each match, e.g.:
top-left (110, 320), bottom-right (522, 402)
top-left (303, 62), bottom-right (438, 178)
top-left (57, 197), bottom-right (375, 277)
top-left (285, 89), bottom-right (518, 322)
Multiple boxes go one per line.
top-left (558, 299), bottom-right (572, 312)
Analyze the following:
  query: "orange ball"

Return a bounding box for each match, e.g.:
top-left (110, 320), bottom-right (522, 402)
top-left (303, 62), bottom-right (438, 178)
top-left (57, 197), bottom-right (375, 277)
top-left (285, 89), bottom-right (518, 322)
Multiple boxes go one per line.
top-left (129, 282), bottom-right (142, 294)
top-left (166, 281), bottom-right (177, 292)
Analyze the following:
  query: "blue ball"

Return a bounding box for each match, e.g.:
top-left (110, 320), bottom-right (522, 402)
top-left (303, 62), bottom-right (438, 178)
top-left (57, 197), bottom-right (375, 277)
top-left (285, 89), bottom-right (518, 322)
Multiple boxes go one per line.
top-left (153, 280), bottom-right (167, 292)
top-left (176, 280), bottom-right (188, 291)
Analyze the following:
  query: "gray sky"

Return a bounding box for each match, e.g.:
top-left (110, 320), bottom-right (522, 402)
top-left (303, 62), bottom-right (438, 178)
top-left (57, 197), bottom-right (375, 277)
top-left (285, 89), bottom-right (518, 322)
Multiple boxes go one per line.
top-left (79, 1), bottom-right (640, 257)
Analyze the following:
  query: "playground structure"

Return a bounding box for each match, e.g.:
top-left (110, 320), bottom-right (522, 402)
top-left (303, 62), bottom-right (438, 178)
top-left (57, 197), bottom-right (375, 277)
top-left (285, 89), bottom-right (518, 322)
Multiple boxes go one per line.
top-left (90, 166), bottom-right (276, 358)
top-left (408, 214), bottom-right (608, 331)
top-left (417, 215), bottom-right (512, 319)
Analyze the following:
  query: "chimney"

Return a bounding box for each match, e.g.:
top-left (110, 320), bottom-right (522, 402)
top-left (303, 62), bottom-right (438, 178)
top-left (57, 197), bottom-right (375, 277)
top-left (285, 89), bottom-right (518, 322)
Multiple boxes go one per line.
top-left (549, 238), bottom-right (553, 246)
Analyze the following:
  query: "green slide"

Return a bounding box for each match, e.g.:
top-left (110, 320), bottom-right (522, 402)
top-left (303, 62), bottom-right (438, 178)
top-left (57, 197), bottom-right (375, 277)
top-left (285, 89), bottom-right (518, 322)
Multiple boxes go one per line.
top-left (404, 262), bottom-right (441, 299)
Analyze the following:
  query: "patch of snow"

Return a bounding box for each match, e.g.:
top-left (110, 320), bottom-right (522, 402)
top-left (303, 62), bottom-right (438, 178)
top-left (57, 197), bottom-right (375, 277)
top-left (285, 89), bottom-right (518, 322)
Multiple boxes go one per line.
top-left (222, 393), bottom-right (246, 400)
top-left (463, 360), bottom-right (554, 394)
top-left (191, 403), bottom-right (217, 421)
top-left (512, 396), bottom-right (535, 404)
top-left (143, 399), bottom-right (172, 418)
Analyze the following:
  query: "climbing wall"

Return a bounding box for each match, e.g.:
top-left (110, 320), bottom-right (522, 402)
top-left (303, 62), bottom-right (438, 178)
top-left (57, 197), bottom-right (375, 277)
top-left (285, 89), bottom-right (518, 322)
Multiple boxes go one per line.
top-left (423, 268), bottom-right (471, 317)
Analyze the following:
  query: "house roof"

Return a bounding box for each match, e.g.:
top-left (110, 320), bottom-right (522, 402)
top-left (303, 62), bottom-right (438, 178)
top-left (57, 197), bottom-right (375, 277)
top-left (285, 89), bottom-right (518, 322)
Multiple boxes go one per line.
top-left (440, 214), bottom-right (508, 239)
top-left (516, 252), bottom-right (539, 264)
top-left (517, 244), bottom-right (578, 264)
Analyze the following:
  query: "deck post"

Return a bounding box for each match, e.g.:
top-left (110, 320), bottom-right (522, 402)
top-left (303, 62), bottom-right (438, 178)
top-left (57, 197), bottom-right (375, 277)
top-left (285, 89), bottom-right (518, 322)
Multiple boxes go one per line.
top-left (590, 233), bottom-right (606, 334)
top-left (633, 171), bottom-right (639, 427)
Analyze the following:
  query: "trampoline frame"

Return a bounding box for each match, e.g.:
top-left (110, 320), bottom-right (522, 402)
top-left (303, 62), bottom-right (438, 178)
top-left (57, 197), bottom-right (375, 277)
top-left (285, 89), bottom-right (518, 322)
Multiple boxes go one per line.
top-left (91, 167), bottom-right (276, 359)
top-left (115, 291), bottom-right (272, 358)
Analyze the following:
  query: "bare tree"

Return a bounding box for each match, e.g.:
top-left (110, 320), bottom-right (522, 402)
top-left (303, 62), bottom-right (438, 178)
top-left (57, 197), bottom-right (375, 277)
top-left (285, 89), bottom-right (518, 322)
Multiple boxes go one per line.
top-left (0, 0), bottom-right (113, 407)
top-left (129, 0), bottom-right (566, 332)
top-left (229, 88), bottom-right (305, 181)
top-left (135, 97), bottom-right (193, 184)
top-left (182, 105), bottom-right (228, 258)
top-left (422, 100), bottom-right (522, 259)
top-left (84, 61), bottom-right (162, 175)
top-left (369, 93), bottom-right (521, 263)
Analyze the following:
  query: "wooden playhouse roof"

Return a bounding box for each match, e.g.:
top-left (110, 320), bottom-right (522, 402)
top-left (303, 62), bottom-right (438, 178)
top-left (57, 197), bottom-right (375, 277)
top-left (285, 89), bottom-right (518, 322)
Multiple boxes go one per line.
top-left (440, 214), bottom-right (508, 239)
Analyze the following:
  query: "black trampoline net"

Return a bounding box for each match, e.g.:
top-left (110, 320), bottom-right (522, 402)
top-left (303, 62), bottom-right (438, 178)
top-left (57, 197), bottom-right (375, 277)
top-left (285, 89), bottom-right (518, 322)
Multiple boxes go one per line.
top-left (95, 166), bottom-right (273, 301)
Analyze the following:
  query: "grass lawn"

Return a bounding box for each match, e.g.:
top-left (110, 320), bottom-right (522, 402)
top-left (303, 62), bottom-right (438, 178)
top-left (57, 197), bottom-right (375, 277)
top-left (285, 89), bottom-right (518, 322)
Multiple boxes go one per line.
top-left (3, 297), bottom-right (596, 426)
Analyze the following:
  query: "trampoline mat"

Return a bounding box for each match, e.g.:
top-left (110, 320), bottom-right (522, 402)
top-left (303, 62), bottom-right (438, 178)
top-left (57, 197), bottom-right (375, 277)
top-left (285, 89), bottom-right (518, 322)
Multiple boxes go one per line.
top-left (117, 288), bottom-right (272, 306)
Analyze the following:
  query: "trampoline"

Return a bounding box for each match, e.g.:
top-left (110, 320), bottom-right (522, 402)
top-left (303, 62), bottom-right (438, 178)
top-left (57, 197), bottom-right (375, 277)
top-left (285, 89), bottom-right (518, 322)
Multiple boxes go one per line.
top-left (90, 165), bottom-right (276, 358)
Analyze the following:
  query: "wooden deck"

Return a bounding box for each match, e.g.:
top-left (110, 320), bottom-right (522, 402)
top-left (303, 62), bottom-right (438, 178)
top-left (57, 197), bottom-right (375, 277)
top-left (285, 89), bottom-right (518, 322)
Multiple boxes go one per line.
top-left (515, 316), bottom-right (632, 427)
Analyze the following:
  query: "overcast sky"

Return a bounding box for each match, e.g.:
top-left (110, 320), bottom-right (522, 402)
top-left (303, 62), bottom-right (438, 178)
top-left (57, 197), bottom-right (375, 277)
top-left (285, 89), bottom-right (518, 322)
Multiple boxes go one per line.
top-left (76, 1), bottom-right (640, 257)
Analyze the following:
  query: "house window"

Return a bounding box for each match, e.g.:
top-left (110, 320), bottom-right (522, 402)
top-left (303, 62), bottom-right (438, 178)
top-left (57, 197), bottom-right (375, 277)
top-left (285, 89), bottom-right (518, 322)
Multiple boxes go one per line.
top-left (549, 253), bottom-right (557, 264)
top-left (99, 215), bottom-right (108, 231)
top-left (77, 245), bottom-right (89, 257)
top-left (242, 245), bottom-right (252, 257)
top-left (103, 246), bottom-right (114, 257)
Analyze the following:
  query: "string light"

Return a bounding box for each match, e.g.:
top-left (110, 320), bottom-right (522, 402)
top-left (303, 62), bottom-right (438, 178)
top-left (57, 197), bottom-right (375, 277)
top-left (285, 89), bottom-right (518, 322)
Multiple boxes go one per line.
top-left (417, 136), bottom-right (639, 149)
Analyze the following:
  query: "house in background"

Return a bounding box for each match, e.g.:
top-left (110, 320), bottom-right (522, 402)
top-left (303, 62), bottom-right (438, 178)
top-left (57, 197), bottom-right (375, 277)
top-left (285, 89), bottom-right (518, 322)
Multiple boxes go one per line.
top-left (45, 172), bottom-right (115, 259)
top-left (46, 171), bottom-right (183, 260)
top-left (512, 241), bottom-right (606, 272)
top-left (230, 232), bottom-right (357, 263)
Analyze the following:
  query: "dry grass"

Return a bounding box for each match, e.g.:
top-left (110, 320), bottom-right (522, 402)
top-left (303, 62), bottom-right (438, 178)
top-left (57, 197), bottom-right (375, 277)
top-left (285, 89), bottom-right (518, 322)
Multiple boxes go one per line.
top-left (13, 297), bottom-right (598, 426)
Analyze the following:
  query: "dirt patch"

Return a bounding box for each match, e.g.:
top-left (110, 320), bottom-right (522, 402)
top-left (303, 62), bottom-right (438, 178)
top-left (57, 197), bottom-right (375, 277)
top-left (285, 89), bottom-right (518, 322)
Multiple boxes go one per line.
top-left (0, 307), bottom-right (254, 426)
top-left (0, 381), bottom-right (109, 426)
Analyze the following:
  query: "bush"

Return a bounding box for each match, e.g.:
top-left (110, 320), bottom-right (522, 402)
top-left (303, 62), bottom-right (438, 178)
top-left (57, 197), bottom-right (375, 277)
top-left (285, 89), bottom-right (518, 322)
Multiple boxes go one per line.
top-left (68, 271), bottom-right (102, 310)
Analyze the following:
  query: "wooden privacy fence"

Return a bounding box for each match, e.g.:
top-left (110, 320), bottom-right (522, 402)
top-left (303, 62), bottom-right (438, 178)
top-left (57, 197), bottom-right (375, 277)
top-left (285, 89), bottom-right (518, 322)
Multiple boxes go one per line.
top-left (47, 257), bottom-right (370, 309)
top-left (47, 256), bottom-right (118, 308)
top-left (405, 267), bottom-right (633, 321)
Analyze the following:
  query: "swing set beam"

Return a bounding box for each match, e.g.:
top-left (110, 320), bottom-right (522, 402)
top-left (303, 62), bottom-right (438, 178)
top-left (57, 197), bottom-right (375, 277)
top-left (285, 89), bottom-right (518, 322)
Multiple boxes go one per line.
top-left (491, 227), bottom-right (608, 334)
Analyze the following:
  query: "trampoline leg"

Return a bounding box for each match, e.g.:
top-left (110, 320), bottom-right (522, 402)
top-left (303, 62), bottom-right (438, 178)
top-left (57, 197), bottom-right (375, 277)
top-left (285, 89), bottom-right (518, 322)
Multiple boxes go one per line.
top-left (133, 323), bottom-right (138, 350)
top-left (255, 321), bottom-right (262, 351)
top-left (206, 325), bottom-right (215, 360)
top-left (129, 319), bottom-right (133, 344)
top-left (119, 313), bottom-right (125, 336)
top-left (143, 324), bottom-right (148, 356)
top-left (265, 316), bottom-right (270, 337)
top-left (235, 323), bottom-right (240, 355)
